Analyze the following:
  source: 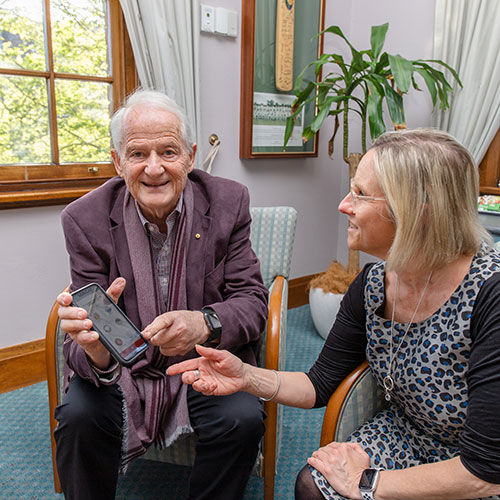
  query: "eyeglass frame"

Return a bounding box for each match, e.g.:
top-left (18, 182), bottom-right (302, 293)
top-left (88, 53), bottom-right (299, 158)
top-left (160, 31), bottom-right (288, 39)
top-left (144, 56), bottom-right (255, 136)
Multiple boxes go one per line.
top-left (349, 179), bottom-right (386, 212)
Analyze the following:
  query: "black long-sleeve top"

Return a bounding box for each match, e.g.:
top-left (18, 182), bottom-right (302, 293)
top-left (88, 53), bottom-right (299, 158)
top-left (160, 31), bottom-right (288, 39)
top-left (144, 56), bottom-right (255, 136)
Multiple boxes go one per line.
top-left (306, 259), bottom-right (500, 484)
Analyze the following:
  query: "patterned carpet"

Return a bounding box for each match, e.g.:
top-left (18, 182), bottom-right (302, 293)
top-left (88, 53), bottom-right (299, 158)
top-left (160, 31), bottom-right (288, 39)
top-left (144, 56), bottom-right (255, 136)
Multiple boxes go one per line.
top-left (0, 305), bottom-right (326, 500)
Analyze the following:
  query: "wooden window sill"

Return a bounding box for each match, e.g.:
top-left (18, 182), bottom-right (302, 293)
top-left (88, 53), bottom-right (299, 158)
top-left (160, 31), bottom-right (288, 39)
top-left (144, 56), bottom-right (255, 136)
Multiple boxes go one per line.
top-left (0, 178), bottom-right (112, 209)
top-left (480, 186), bottom-right (500, 196)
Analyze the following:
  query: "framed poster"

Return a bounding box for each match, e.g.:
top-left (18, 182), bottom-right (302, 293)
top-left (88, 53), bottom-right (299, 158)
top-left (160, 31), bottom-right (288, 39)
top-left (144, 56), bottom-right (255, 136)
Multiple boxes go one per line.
top-left (240, 0), bottom-right (325, 159)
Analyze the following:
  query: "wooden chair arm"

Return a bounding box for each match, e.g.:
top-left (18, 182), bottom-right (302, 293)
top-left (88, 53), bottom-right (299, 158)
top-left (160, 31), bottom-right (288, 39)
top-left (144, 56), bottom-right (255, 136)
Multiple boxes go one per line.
top-left (45, 288), bottom-right (69, 494)
top-left (320, 360), bottom-right (369, 447)
top-left (264, 275), bottom-right (284, 372)
top-left (263, 275), bottom-right (285, 500)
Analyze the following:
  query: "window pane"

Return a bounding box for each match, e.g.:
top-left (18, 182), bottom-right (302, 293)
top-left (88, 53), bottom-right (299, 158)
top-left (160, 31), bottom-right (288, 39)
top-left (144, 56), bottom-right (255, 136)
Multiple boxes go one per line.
top-left (51, 0), bottom-right (109, 76)
top-left (0, 0), bottom-right (46, 71)
top-left (56, 79), bottom-right (111, 163)
top-left (0, 75), bottom-right (51, 164)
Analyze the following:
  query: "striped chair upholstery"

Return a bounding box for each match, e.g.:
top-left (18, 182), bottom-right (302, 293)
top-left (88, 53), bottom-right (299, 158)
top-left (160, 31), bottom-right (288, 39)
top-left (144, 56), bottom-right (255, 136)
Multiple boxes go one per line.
top-left (46, 206), bottom-right (297, 500)
top-left (320, 361), bottom-right (387, 446)
top-left (250, 206), bottom-right (296, 290)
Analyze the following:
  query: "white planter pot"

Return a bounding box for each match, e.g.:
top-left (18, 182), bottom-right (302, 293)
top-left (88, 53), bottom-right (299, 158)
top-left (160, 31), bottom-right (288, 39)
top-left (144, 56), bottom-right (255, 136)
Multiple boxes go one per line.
top-left (308, 287), bottom-right (344, 339)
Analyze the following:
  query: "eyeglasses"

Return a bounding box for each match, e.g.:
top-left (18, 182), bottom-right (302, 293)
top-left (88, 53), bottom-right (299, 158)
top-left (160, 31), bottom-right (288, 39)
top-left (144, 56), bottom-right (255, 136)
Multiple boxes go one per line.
top-left (350, 179), bottom-right (385, 212)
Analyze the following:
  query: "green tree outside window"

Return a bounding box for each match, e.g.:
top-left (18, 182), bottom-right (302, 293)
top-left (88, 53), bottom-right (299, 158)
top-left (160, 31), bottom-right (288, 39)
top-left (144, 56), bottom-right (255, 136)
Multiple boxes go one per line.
top-left (0, 0), bottom-right (112, 166)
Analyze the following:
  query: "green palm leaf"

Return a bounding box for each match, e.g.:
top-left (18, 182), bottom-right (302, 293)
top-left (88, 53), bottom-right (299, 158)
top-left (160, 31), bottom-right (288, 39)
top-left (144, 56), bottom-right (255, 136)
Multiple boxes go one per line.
top-left (284, 22), bottom-right (460, 156)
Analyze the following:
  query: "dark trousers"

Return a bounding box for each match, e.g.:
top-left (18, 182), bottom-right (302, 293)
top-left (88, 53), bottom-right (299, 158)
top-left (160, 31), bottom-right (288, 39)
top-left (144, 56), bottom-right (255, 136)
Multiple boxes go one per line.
top-left (54, 374), bottom-right (265, 500)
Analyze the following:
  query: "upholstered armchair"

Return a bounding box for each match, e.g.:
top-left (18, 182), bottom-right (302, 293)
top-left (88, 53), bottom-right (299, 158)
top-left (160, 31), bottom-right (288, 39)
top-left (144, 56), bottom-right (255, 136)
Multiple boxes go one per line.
top-left (46, 206), bottom-right (297, 500)
top-left (320, 360), bottom-right (386, 446)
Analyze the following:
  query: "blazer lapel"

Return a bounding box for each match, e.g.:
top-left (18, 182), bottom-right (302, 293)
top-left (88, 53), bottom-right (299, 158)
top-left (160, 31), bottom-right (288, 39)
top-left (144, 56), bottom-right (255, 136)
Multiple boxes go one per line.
top-left (186, 180), bottom-right (211, 309)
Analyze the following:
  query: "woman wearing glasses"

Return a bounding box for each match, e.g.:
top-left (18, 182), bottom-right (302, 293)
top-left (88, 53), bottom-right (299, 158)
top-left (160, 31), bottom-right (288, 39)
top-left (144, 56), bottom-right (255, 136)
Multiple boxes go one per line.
top-left (168, 129), bottom-right (500, 500)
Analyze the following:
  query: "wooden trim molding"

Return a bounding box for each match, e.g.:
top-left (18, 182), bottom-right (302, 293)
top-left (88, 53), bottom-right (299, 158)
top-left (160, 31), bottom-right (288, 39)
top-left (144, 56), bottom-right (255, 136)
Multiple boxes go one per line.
top-left (288, 274), bottom-right (317, 309)
top-left (0, 339), bottom-right (46, 394)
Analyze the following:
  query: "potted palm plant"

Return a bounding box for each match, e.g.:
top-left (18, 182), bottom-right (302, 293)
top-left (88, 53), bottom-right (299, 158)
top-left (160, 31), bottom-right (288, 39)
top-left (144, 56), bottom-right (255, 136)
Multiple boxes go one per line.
top-left (284, 22), bottom-right (461, 336)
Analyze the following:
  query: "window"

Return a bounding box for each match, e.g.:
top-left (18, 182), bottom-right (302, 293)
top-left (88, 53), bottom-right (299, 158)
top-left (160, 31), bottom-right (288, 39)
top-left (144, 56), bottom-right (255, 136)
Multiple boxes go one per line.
top-left (0, 0), bottom-right (136, 208)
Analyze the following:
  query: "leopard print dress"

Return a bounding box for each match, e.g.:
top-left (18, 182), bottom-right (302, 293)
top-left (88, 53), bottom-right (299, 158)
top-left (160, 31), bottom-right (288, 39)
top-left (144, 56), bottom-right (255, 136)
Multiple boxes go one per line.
top-left (311, 245), bottom-right (500, 500)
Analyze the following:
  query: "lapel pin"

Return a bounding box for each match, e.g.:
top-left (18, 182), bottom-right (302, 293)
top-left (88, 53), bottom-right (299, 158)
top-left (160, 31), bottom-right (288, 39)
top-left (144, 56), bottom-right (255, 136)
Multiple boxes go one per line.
top-left (195, 233), bottom-right (201, 239)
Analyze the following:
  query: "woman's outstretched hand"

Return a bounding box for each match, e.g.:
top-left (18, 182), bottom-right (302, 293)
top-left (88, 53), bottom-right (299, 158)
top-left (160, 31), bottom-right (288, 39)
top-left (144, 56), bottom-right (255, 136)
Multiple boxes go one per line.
top-left (167, 344), bottom-right (250, 396)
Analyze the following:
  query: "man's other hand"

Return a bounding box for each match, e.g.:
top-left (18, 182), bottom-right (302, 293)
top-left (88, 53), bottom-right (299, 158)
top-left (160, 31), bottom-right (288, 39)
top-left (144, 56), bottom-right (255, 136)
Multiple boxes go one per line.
top-left (143, 310), bottom-right (210, 356)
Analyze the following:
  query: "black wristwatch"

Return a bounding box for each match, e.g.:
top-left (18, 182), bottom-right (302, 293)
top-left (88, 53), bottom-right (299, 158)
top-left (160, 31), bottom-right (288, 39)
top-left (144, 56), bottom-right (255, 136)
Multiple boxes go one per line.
top-left (358, 468), bottom-right (382, 500)
top-left (201, 307), bottom-right (222, 345)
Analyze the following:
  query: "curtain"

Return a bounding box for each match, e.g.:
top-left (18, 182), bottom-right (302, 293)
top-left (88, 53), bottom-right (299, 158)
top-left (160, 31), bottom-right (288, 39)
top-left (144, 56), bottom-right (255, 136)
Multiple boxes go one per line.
top-left (119, 0), bottom-right (203, 165)
top-left (432, 0), bottom-right (500, 163)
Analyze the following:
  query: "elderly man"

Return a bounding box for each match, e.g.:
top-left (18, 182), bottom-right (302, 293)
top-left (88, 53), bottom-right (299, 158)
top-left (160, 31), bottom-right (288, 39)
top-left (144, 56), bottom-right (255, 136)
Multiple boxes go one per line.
top-left (54, 89), bottom-right (268, 500)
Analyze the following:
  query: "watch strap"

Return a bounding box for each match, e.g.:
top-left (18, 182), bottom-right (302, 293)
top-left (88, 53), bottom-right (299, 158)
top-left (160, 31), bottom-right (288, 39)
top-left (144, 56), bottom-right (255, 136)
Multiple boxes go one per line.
top-left (201, 307), bottom-right (222, 344)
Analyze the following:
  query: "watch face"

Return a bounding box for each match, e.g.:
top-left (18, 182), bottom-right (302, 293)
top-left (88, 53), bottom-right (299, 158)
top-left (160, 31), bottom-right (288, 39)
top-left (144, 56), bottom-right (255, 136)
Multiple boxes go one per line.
top-left (359, 469), bottom-right (378, 490)
top-left (202, 309), bottom-right (222, 340)
top-left (207, 312), bottom-right (218, 328)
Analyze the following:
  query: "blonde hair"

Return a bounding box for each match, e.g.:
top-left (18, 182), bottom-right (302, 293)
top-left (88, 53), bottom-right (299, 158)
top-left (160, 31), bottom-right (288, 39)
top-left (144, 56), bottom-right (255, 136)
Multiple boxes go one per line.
top-left (371, 128), bottom-right (491, 272)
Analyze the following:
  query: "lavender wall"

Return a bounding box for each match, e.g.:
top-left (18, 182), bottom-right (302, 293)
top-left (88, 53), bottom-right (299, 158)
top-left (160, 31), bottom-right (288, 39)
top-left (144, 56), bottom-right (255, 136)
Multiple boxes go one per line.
top-left (0, 0), bottom-right (436, 348)
top-left (197, 0), bottom-right (436, 274)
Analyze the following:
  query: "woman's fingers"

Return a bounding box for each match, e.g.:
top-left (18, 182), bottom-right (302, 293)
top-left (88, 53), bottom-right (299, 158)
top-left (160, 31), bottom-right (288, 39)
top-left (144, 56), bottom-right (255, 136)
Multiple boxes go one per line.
top-left (195, 344), bottom-right (225, 359)
top-left (167, 358), bottom-right (200, 376)
top-left (191, 378), bottom-right (217, 395)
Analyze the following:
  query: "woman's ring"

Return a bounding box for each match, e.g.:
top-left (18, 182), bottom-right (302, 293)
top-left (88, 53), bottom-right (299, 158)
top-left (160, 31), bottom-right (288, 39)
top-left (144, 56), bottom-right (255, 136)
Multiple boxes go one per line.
top-left (193, 369), bottom-right (200, 381)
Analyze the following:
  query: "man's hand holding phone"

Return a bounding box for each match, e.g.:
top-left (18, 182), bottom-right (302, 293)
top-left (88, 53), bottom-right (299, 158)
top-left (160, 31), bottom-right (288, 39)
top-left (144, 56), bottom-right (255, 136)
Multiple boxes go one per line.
top-left (57, 277), bottom-right (127, 370)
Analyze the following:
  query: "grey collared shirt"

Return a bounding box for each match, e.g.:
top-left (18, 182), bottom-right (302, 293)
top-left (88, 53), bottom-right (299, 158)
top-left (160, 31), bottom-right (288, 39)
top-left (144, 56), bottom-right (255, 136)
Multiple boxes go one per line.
top-left (135, 195), bottom-right (183, 307)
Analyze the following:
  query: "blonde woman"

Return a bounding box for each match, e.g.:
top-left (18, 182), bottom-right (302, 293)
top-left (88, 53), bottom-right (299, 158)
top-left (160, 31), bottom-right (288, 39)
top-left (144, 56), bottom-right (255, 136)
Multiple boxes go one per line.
top-left (166, 129), bottom-right (500, 500)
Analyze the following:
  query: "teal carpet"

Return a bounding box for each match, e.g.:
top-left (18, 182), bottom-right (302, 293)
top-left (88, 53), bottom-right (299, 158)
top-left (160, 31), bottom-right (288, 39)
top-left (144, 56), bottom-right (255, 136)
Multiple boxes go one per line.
top-left (0, 305), bottom-right (326, 499)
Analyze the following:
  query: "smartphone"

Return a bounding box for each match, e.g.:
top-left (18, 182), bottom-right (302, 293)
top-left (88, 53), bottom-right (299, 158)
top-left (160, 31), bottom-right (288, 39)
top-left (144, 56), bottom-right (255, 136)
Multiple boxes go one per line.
top-left (70, 283), bottom-right (149, 366)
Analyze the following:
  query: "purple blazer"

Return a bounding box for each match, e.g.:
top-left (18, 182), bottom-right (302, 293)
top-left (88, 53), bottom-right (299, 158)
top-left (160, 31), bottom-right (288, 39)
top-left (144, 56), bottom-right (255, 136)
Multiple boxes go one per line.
top-left (61, 169), bottom-right (269, 380)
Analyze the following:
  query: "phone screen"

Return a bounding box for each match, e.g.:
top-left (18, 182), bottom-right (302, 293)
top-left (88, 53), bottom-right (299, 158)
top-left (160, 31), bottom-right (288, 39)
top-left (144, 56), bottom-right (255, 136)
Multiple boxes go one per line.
top-left (71, 283), bottom-right (148, 365)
